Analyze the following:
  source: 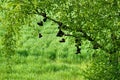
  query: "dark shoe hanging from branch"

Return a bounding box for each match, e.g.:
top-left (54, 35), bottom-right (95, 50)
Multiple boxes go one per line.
top-left (75, 38), bottom-right (79, 43)
top-left (58, 22), bottom-right (62, 29)
top-left (39, 33), bottom-right (42, 38)
top-left (56, 29), bottom-right (65, 37)
top-left (43, 17), bottom-right (47, 22)
top-left (75, 45), bottom-right (81, 54)
top-left (41, 13), bottom-right (46, 17)
top-left (58, 22), bottom-right (63, 26)
top-left (37, 21), bottom-right (43, 26)
top-left (75, 38), bottom-right (81, 46)
top-left (59, 38), bottom-right (65, 43)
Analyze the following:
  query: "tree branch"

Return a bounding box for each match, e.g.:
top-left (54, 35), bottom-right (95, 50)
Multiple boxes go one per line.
top-left (34, 10), bottom-right (109, 53)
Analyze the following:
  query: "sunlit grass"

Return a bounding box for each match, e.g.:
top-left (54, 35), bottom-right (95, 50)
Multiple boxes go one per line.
top-left (0, 17), bottom-right (91, 80)
top-left (0, 54), bottom-right (89, 80)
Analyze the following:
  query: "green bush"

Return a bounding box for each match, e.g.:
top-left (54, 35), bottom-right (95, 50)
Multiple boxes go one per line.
top-left (83, 54), bottom-right (117, 80)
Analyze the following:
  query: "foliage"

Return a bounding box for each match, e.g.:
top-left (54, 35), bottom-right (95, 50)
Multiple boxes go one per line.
top-left (0, 0), bottom-right (120, 80)
top-left (1, 0), bottom-right (120, 53)
top-left (83, 52), bottom-right (118, 80)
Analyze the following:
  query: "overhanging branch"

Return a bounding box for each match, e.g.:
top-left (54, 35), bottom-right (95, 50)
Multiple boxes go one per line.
top-left (33, 10), bottom-right (110, 53)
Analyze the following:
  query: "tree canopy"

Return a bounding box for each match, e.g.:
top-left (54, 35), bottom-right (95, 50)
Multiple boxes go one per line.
top-left (1, 0), bottom-right (119, 54)
top-left (0, 0), bottom-right (120, 79)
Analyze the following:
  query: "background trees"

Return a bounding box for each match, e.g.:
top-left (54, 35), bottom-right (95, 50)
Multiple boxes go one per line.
top-left (0, 0), bottom-right (120, 80)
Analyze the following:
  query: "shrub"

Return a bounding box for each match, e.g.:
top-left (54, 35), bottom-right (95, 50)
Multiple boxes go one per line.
top-left (83, 54), bottom-right (117, 80)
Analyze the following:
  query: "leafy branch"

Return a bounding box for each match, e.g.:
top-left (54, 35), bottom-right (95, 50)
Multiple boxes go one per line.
top-left (30, 9), bottom-right (112, 54)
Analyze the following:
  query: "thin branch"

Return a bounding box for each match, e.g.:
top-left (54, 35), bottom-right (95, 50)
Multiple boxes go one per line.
top-left (33, 10), bottom-right (109, 53)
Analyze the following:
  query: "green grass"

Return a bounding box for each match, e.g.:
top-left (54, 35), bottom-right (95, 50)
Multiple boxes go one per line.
top-left (0, 55), bottom-right (88, 80)
top-left (0, 18), bottom-right (115, 80)
top-left (0, 17), bottom-right (92, 80)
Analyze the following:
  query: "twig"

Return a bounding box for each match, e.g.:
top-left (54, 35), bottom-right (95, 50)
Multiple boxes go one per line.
top-left (33, 10), bottom-right (109, 53)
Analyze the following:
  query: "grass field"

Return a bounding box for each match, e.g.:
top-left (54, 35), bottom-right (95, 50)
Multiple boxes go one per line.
top-left (0, 14), bottom-right (118, 80)
top-left (0, 55), bottom-right (91, 80)
top-left (0, 19), bottom-right (92, 80)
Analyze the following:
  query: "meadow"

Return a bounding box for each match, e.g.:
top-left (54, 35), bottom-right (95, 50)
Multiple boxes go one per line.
top-left (0, 19), bottom-right (93, 80)
top-left (0, 8), bottom-right (119, 80)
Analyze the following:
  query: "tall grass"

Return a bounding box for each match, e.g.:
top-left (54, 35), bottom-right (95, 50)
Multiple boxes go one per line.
top-left (0, 16), bottom-right (93, 80)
